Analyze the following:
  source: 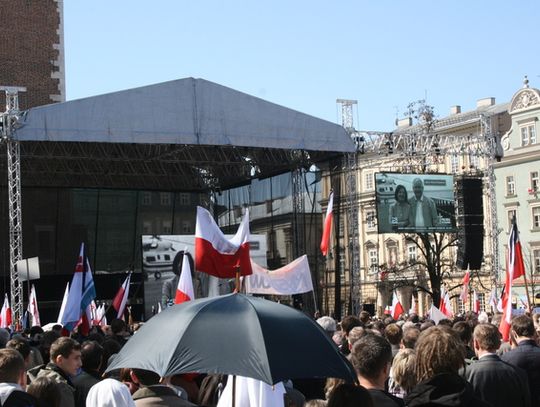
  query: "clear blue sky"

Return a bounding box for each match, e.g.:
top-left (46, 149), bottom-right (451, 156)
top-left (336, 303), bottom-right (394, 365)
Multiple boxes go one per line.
top-left (64, 1), bottom-right (540, 131)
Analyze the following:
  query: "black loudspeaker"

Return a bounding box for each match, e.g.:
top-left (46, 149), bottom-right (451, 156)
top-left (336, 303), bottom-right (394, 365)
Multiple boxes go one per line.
top-left (456, 178), bottom-right (484, 270)
top-left (362, 303), bottom-right (375, 316)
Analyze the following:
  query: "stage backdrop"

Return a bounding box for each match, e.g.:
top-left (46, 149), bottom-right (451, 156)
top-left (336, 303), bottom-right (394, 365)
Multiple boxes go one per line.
top-left (375, 172), bottom-right (456, 234)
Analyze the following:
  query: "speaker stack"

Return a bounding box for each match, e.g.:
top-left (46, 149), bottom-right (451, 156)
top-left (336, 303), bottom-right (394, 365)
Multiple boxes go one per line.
top-left (455, 178), bottom-right (484, 270)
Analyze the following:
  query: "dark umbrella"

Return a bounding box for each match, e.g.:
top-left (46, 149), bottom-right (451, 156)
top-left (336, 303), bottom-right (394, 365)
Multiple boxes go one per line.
top-left (106, 293), bottom-right (356, 385)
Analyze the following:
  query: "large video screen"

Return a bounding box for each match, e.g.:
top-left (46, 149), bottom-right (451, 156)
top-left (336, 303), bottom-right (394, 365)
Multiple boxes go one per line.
top-left (375, 172), bottom-right (456, 234)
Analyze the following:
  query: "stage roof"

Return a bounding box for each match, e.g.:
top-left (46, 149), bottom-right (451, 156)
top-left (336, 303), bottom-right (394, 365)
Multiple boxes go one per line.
top-left (5, 78), bottom-right (355, 191)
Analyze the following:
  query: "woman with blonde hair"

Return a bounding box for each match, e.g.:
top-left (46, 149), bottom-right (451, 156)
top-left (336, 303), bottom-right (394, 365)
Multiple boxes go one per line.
top-left (389, 348), bottom-right (416, 398)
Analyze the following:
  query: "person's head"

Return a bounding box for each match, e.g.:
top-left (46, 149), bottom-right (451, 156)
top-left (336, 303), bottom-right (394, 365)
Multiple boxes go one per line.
top-left (172, 250), bottom-right (195, 277)
top-left (130, 368), bottom-right (160, 387)
top-left (420, 320), bottom-right (435, 331)
top-left (317, 316), bottom-right (337, 337)
top-left (384, 323), bottom-right (402, 346)
top-left (452, 321), bottom-right (472, 347)
top-left (415, 325), bottom-right (465, 382)
top-left (81, 340), bottom-right (104, 372)
top-left (110, 319), bottom-right (128, 336)
top-left (327, 383), bottom-right (373, 407)
top-left (26, 376), bottom-right (61, 407)
top-left (359, 311), bottom-right (371, 325)
top-left (511, 315), bottom-right (535, 340)
top-left (29, 326), bottom-right (44, 343)
top-left (350, 334), bottom-right (392, 388)
top-left (347, 326), bottom-right (365, 349)
top-left (340, 316), bottom-right (362, 336)
top-left (412, 178), bottom-right (424, 199)
top-left (304, 400), bottom-right (327, 407)
top-left (473, 323), bottom-right (501, 354)
top-left (86, 378), bottom-right (136, 407)
top-left (0, 348), bottom-right (27, 386)
top-left (0, 329), bottom-right (10, 348)
top-left (394, 185), bottom-right (408, 203)
top-left (6, 338), bottom-right (31, 365)
top-left (401, 327), bottom-right (420, 349)
top-left (50, 337), bottom-right (82, 376)
top-left (392, 348), bottom-right (417, 394)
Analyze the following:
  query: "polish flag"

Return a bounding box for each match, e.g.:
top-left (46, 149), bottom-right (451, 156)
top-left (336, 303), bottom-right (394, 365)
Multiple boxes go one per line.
top-left (0, 294), bottom-right (12, 328)
top-left (28, 284), bottom-right (41, 327)
top-left (320, 192), bottom-right (334, 256)
top-left (112, 273), bottom-right (132, 319)
top-left (500, 217), bottom-right (525, 341)
top-left (195, 206), bottom-right (252, 278)
top-left (97, 304), bottom-right (107, 326)
top-left (391, 291), bottom-right (404, 320)
top-left (460, 271), bottom-right (470, 303)
top-left (472, 290), bottom-right (480, 313)
top-left (175, 249), bottom-right (195, 304)
top-left (439, 287), bottom-right (453, 318)
top-left (57, 283), bottom-right (69, 324)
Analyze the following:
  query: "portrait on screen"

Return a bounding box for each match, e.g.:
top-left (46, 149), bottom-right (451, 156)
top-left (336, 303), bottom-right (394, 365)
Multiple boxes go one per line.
top-left (375, 172), bottom-right (456, 234)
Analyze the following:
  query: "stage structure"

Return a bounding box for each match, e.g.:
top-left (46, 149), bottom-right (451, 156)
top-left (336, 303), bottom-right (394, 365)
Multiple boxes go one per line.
top-left (346, 108), bottom-right (502, 287)
top-left (1, 78), bottom-right (356, 322)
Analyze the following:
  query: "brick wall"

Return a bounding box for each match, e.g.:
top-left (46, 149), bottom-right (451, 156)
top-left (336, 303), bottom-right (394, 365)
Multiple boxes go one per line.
top-left (0, 0), bottom-right (65, 110)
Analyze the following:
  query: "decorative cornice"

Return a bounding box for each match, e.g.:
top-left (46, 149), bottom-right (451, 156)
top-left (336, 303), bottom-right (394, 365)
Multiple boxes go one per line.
top-left (509, 88), bottom-right (540, 113)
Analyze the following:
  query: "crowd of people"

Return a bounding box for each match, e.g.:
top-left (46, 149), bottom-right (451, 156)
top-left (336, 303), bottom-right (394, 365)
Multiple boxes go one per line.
top-left (0, 308), bottom-right (538, 406)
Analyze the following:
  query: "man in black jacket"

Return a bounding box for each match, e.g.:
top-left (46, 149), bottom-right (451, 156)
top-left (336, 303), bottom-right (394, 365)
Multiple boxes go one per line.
top-left (465, 323), bottom-right (530, 407)
top-left (501, 315), bottom-right (540, 406)
top-left (72, 340), bottom-right (103, 407)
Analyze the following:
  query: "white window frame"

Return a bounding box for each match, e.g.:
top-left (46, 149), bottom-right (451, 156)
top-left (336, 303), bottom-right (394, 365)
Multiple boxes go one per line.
top-left (532, 206), bottom-right (540, 229)
top-left (179, 193), bottom-right (191, 206)
top-left (142, 192), bottom-right (152, 205)
top-left (531, 171), bottom-right (539, 191)
top-left (533, 249), bottom-right (540, 274)
top-left (366, 209), bottom-right (377, 230)
top-left (407, 244), bottom-right (417, 263)
top-left (160, 192), bottom-right (172, 206)
top-left (450, 155), bottom-right (460, 173)
top-left (520, 123), bottom-right (537, 146)
top-left (162, 220), bottom-right (172, 234)
top-left (364, 171), bottom-right (374, 191)
top-left (507, 209), bottom-right (517, 231)
top-left (368, 248), bottom-right (378, 274)
top-left (181, 220), bottom-right (191, 234)
top-left (506, 175), bottom-right (515, 196)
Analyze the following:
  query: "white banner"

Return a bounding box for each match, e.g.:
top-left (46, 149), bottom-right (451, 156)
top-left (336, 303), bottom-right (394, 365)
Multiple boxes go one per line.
top-left (246, 255), bottom-right (313, 295)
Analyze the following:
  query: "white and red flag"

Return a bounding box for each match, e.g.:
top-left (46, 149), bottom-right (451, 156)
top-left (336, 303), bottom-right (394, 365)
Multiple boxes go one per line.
top-left (195, 206), bottom-right (252, 278)
top-left (320, 191), bottom-right (334, 256)
top-left (391, 291), bottom-right (404, 320)
top-left (28, 284), bottom-right (41, 327)
top-left (246, 255), bottom-right (313, 295)
top-left (0, 294), bottom-right (12, 329)
top-left (175, 249), bottom-right (195, 304)
top-left (488, 288), bottom-right (498, 313)
top-left (57, 282), bottom-right (69, 324)
top-left (112, 273), bottom-right (132, 319)
top-left (500, 218), bottom-right (526, 341)
top-left (460, 271), bottom-right (470, 303)
top-left (439, 287), bottom-right (453, 318)
top-left (472, 290), bottom-right (480, 313)
top-left (61, 243), bottom-right (96, 335)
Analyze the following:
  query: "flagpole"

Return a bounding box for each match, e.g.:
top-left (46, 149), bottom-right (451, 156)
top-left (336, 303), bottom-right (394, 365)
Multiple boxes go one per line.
top-left (234, 266), bottom-right (241, 293)
top-left (523, 266), bottom-right (533, 313)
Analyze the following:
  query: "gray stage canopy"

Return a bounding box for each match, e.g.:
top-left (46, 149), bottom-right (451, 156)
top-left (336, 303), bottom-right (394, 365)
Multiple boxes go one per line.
top-left (6, 78), bottom-right (355, 191)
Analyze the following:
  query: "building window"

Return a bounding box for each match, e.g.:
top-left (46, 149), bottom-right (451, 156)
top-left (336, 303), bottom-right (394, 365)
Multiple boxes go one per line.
top-left (179, 193), bottom-right (191, 206)
top-left (181, 220), bottom-right (191, 234)
top-left (162, 220), bottom-right (172, 235)
top-left (531, 171), bottom-right (539, 192)
top-left (339, 219), bottom-right (345, 237)
top-left (458, 298), bottom-right (465, 314)
top-left (339, 249), bottom-right (346, 271)
top-left (533, 249), bottom-right (540, 274)
top-left (532, 207), bottom-right (540, 229)
top-left (142, 192), bottom-right (152, 205)
top-left (477, 293), bottom-right (486, 312)
top-left (469, 154), bottom-right (480, 169)
top-left (368, 248), bottom-right (378, 274)
top-left (507, 209), bottom-right (517, 230)
top-left (506, 176), bottom-right (515, 196)
top-left (160, 192), bottom-right (172, 206)
top-left (407, 244), bottom-right (417, 263)
top-left (366, 210), bottom-right (376, 229)
top-left (520, 124), bottom-right (537, 146)
top-left (450, 155), bottom-right (459, 173)
top-left (142, 221), bottom-right (152, 235)
top-left (364, 172), bottom-right (374, 191)
top-left (386, 241), bottom-right (398, 267)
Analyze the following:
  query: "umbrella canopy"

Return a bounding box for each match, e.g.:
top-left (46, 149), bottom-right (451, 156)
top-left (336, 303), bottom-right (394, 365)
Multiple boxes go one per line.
top-left (106, 293), bottom-right (356, 385)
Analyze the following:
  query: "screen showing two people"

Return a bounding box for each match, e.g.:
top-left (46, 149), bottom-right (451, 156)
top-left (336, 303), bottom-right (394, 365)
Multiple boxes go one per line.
top-left (375, 173), bottom-right (456, 234)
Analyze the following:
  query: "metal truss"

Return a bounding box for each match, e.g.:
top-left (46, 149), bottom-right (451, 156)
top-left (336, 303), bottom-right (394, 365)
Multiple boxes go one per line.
top-left (337, 100), bottom-right (361, 314)
top-left (1, 86), bottom-right (26, 324)
top-left (291, 167), bottom-right (305, 258)
top-left (0, 141), bottom-right (340, 192)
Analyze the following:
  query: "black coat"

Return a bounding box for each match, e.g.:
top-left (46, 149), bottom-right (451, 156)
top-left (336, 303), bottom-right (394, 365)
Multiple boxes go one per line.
top-left (405, 373), bottom-right (490, 407)
top-left (500, 339), bottom-right (540, 406)
top-left (464, 353), bottom-right (530, 407)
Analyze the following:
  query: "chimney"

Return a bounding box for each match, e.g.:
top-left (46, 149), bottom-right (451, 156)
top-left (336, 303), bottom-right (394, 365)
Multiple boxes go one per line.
top-left (397, 117), bottom-right (413, 128)
top-left (477, 97), bottom-right (496, 108)
top-left (450, 105), bottom-right (461, 115)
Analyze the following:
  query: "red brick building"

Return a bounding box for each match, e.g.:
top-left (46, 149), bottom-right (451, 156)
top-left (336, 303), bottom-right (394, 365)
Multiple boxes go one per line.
top-left (0, 0), bottom-right (65, 109)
